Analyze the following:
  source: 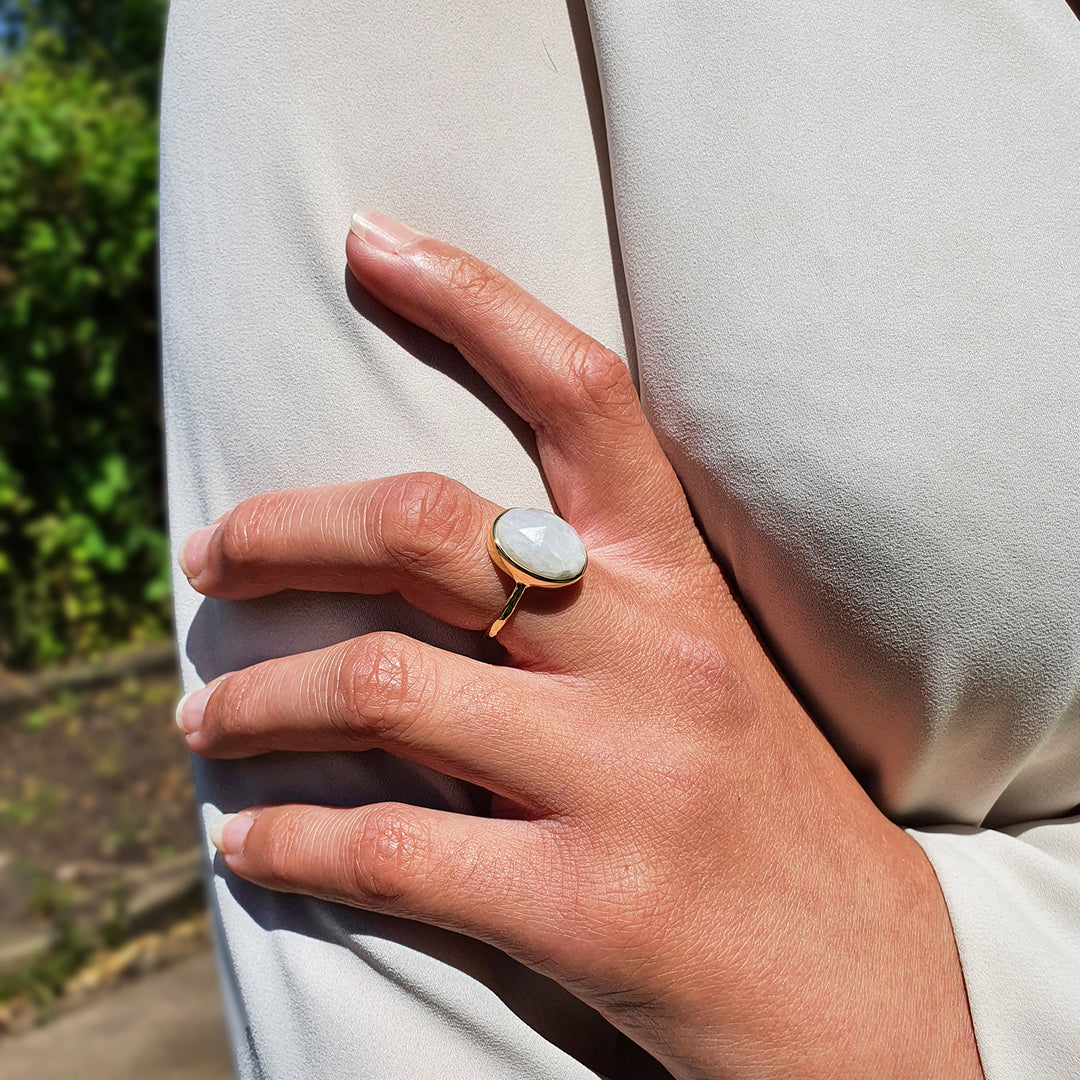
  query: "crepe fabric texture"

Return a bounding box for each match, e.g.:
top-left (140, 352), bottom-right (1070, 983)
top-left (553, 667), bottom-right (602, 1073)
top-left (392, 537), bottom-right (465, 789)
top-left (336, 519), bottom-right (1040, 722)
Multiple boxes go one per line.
top-left (160, 1), bottom-right (1080, 1076)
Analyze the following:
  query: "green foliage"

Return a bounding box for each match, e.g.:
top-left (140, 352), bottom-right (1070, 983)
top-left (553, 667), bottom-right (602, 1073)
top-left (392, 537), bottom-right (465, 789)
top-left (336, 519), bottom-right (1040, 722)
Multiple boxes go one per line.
top-left (0, 26), bottom-right (170, 669)
top-left (1, 0), bottom-right (168, 104)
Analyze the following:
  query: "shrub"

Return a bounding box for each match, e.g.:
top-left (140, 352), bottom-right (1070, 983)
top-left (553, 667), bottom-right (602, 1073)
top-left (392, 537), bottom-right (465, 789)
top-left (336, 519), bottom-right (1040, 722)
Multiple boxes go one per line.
top-left (0, 31), bottom-right (169, 668)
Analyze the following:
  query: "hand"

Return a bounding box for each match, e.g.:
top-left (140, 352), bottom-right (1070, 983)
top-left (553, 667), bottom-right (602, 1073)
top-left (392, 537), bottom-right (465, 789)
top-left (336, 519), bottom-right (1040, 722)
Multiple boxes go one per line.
top-left (176, 208), bottom-right (983, 1079)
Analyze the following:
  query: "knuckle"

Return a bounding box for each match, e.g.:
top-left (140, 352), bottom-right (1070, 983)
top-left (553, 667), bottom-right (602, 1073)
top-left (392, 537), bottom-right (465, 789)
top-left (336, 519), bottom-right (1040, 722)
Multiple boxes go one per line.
top-left (667, 633), bottom-right (753, 726)
top-left (445, 253), bottom-right (517, 319)
top-left (349, 804), bottom-right (428, 902)
top-left (216, 494), bottom-right (281, 568)
top-left (336, 632), bottom-right (431, 741)
top-left (376, 472), bottom-right (480, 574)
top-left (550, 336), bottom-right (640, 422)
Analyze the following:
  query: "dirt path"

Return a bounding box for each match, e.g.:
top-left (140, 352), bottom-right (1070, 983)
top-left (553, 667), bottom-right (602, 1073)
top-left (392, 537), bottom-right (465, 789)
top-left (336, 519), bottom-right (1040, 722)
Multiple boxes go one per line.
top-left (0, 667), bottom-right (195, 936)
top-left (0, 949), bottom-right (233, 1080)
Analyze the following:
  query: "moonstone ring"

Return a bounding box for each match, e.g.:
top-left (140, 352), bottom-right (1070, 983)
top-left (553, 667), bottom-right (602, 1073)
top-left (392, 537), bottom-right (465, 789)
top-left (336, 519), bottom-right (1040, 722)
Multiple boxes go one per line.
top-left (485, 508), bottom-right (587, 638)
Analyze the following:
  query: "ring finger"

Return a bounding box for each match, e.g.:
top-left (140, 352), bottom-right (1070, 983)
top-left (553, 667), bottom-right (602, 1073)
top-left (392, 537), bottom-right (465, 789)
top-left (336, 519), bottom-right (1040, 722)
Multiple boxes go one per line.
top-left (179, 471), bottom-right (623, 665)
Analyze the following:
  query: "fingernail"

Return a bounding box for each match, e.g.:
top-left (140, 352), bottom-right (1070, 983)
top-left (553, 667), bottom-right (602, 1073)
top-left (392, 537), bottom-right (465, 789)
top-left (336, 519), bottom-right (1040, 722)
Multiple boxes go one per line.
top-left (178, 524), bottom-right (216, 579)
top-left (210, 811), bottom-right (257, 855)
top-left (176, 686), bottom-right (209, 734)
top-left (176, 672), bottom-right (236, 735)
top-left (349, 205), bottom-right (423, 254)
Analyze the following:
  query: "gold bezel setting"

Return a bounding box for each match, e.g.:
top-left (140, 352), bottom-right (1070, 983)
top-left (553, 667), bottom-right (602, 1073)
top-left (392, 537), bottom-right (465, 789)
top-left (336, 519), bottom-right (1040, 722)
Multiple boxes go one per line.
top-left (485, 508), bottom-right (587, 637)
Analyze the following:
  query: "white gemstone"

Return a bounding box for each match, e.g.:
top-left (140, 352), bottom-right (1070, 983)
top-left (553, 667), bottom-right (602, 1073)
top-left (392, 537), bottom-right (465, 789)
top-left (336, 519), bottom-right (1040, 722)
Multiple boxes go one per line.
top-left (493, 508), bottom-right (586, 582)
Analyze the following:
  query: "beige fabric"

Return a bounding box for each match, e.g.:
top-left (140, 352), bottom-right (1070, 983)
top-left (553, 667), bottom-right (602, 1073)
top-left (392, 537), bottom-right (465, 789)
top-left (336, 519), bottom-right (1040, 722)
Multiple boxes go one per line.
top-left (160, 0), bottom-right (1080, 1075)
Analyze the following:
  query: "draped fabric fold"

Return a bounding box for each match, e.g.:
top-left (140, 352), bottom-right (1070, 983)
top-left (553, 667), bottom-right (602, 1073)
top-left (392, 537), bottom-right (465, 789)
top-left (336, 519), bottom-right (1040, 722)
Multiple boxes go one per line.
top-left (583, 4), bottom-right (1080, 1072)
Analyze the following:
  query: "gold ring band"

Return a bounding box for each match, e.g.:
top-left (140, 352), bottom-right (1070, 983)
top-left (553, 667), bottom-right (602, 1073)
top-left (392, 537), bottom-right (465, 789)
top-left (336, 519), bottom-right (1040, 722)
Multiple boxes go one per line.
top-left (486, 508), bottom-right (587, 638)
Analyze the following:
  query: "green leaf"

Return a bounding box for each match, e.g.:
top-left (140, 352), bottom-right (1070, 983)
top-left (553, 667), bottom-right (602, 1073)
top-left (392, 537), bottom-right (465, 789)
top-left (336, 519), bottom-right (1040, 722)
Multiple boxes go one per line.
top-left (0, 21), bottom-right (171, 668)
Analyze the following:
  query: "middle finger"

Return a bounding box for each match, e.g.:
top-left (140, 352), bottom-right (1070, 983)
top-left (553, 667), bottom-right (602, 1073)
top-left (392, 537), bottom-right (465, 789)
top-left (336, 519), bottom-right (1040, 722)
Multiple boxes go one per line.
top-left (179, 630), bottom-right (589, 813)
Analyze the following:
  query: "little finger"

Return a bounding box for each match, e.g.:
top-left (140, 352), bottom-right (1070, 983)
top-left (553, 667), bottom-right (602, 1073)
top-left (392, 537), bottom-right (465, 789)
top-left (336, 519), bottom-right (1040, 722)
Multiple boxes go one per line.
top-left (212, 802), bottom-right (569, 962)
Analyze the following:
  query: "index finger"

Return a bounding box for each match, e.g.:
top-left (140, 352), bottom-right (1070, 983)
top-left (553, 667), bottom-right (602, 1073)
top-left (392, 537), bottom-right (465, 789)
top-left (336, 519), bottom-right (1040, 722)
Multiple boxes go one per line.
top-left (345, 207), bottom-right (696, 560)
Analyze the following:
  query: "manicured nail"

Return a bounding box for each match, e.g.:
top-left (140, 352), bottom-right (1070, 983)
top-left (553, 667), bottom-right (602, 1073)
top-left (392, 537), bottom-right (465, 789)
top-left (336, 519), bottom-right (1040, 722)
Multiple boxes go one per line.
top-left (210, 811), bottom-right (257, 856)
top-left (176, 686), bottom-right (209, 734)
top-left (175, 673), bottom-right (236, 735)
top-left (349, 205), bottom-right (423, 254)
top-left (178, 524), bottom-right (216, 579)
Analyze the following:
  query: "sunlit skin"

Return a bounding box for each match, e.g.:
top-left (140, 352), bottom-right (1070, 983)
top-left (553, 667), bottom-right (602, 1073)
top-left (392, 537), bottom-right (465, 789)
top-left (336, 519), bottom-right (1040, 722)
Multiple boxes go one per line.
top-left (175, 209), bottom-right (984, 1079)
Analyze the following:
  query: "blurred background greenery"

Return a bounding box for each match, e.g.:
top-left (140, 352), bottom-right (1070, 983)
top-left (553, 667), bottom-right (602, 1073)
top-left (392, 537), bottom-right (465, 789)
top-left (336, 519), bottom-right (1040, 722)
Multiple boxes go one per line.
top-left (0, 11), bottom-right (228, 1068)
top-left (1, 0), bottom-right (170, 671)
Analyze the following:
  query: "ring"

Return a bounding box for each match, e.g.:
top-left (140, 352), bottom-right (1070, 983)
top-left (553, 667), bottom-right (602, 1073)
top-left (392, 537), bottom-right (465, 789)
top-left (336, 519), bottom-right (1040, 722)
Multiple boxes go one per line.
top-left (486, 508), bottom-right (587, 638)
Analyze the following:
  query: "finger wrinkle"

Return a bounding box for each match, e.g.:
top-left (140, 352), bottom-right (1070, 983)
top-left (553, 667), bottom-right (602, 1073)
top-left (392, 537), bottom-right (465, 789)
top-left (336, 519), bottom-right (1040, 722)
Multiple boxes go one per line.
top-left (321, 484), bottom-right (360, 552)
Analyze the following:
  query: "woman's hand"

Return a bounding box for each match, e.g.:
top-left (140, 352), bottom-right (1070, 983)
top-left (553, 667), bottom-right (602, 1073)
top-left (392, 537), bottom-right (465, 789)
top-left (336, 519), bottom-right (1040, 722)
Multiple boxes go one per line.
top-left (176, 208), bottom-right (982, 1079)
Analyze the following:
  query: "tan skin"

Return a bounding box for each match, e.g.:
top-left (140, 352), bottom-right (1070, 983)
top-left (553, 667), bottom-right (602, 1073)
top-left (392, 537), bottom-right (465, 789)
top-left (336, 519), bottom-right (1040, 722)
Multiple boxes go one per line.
top-left (176, 209), bottom-right (984, 1079)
